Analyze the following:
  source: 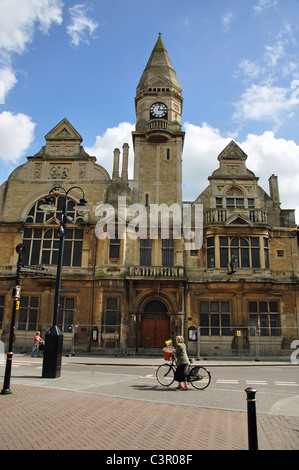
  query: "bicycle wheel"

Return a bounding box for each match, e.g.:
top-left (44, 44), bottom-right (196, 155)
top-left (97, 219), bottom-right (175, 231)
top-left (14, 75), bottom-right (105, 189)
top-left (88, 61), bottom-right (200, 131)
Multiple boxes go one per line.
top-left (156, 363), bottom-right (175, 386)
top-left (189, 366), bottom-right (211, 390)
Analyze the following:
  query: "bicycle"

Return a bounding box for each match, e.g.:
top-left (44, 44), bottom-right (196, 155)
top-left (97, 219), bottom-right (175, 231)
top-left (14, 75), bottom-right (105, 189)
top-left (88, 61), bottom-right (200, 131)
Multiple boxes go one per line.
top-left (156, 356), bottom-right (211, 390)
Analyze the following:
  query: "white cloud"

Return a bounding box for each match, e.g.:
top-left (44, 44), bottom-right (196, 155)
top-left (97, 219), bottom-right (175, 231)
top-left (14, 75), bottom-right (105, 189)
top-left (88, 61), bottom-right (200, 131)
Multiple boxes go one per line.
top-left (253, 0), bottom-right (278, 14)
top-left (85, 120), bottom-right (299, 221)
top-left (85, 122), bottom-right (135, 176)
top-left (0, 0), bottom-right (63, 53)
top-left (233, 83), bottom-right (294, 125)
top-left (234, 19), bottom-right (299, 129)
top-left (0, 0), bottom-right (63, 97)
top-left (67, 4), bottom-right (98, 47)
top-left (0, 66), bottom-right (17, 104)
top-left (181, 122), bottom-right (299, 220)
top-left (0, 111), bottom-right (35, 163)
top-left (222, 10), bottom-right (233, 33)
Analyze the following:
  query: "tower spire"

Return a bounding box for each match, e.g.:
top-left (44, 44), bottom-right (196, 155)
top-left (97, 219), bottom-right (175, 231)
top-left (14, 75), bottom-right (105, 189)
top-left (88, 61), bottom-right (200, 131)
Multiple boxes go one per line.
top-left (136, 33), bottom-right (182, 96)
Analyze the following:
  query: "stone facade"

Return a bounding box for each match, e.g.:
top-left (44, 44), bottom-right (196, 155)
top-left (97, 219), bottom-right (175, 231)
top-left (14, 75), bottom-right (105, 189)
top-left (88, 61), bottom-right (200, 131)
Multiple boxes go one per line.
top-left (0, 35), bottom-right (298, 357)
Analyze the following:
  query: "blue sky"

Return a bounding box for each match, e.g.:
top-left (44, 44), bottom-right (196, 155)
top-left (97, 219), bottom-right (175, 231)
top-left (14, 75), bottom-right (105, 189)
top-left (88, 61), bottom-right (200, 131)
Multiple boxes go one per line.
top-left (1, 0), bottom-right (299, 218)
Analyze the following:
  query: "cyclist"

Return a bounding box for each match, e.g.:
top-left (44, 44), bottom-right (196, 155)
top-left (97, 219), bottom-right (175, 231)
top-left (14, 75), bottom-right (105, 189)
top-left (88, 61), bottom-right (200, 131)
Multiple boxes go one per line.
top-left (174, 336), bottom-right (189, 390)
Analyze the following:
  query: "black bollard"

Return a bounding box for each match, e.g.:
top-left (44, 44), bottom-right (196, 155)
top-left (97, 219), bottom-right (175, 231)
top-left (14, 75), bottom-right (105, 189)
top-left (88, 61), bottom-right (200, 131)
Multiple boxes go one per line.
top-left (245, 387), bottom-right (258, 450)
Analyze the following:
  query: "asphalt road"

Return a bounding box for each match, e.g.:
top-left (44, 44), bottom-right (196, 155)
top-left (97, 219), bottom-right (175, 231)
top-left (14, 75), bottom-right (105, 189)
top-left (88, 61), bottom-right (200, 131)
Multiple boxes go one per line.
top-left (2, 356), bottom-right (299, 418)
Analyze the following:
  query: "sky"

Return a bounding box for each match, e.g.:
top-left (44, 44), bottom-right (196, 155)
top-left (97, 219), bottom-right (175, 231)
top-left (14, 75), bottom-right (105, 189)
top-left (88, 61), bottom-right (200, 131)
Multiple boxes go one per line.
top-left (1, 0), bottom-right (299, 220)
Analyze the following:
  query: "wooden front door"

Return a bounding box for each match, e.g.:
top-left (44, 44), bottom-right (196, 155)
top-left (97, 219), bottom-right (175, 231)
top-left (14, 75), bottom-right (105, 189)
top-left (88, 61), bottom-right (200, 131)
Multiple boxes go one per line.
top-left (141, 301), bottom-right (170, 348)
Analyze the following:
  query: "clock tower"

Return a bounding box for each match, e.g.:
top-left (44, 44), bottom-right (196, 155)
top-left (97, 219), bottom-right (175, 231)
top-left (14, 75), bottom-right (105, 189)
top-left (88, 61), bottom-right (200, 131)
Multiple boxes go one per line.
top-left (132, 34), bottom-right (185, 206)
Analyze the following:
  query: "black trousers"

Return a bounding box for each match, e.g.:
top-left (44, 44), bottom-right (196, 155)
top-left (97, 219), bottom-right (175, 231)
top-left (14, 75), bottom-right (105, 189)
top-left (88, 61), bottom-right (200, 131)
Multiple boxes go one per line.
top-left (174, 364), bottom-right (188, 382)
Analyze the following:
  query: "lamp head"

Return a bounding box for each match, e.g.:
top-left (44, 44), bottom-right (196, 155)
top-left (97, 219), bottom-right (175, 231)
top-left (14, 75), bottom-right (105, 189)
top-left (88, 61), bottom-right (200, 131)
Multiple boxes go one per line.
top-left (75, 198), bottom-right (90, 216)
top-left (39, 196), bottom-right (56, 214)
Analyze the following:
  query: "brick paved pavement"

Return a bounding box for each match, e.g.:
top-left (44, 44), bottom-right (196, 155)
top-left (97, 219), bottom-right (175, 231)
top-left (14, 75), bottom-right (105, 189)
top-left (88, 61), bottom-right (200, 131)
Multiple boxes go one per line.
top-left (0, 384), bottom-right (298, 451)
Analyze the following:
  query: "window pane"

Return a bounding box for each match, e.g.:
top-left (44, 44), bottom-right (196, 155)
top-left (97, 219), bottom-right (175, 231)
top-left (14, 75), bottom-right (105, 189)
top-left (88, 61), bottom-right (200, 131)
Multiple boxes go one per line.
top-left (207, 237), bottom-right (215, 247)
top-left (251, 237), bottom-right (259, 246)
top-left (30, 297), bottom-right (39, 307)
top-left (220, 248), bottom-right (228, 268)
top-left (259, 302), bottom-right (268, 312)
top-left (110, 238), bottom-right (120, 258)
top-left (33, 229), bottom-right (42, 239)
top-left (199, 301), bottom-right (209, 313)
top-left (231, 248), bottom-right (239, 267)
top-left (211, 314), bottom-right (219, 335)
top-left (64, 311), bottom-right (73, 333)
top-left (249, 302), bottom-right (258, 313)
top-left (211, 301), bottom-right (219, 312)
top-left (270, 314), bottom-right (280, 336)
top-left (52, 249), bottom-right (58, 265)
top-left (207, 247), bottom-right (215, 268)
top-left (231, 238), bottom-right (239, 246)
top-left (107, 299), bottom-right (117, 310)
top-left (251, 248), bottom-right (260, 268)
top-left (264, 248), bottom-right (269, 269)
top-left (31, 240), bottom-right (41, 265)
top-left (63, 241), bottom-right (72, 266)
top-left (42, 250), bottom-right (50, 264)
top-left (73, 242), bottom-right (82, 266)
top-left (106, 311), bottom-right (117, 325)
top-left (249, 314), bottom-right (258, 335)
top-left (221, 314), bottom-right (230, 336)
top-left (28, 310), bottom-right (37, 330)
top-left (219, 237), bottom-right (228, 246)
top-left (221, 301), bottom-right (230, 313)
top-left (140, 239), bottom-right (151, 266)
top-left (65, 298), bottom-right (74, 309)
top-left (18, 309), bottom-right (27, 330)
top-left (241, 248), bottom-right (249, 267)
top-left (20, 297), bottom-right (29, 308)
top-left (269, 301), bottom-right (278, 312)
top-left (162, 239), bottom-right (173, 266)
top-left (260, 314), bottom-right (269, 336)
top-left (75, 229), bottom-right (83, 240)
top-left (200, 314), bottom-right (209, 335)
top-left (24, 228), bottom-right (32, 238)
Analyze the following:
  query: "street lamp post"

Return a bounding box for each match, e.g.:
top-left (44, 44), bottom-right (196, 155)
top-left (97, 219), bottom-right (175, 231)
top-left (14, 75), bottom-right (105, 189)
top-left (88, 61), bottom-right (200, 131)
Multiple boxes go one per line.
top-left (1, 244), bottom-right (26, 394)
top-left (40, 186), bottom-right (90, 378)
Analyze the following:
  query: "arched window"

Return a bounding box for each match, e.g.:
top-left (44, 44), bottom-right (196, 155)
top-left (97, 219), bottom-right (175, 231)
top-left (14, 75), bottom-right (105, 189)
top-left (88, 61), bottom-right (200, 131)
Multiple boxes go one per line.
top-left (22, 196), bottom-right (84, 267)
top-left (219, 236), bottom-right (260, 268)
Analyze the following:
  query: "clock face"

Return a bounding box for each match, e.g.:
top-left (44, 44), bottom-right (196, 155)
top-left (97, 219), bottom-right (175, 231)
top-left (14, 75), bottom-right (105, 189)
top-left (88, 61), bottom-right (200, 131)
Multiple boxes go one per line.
top-left (150, 102), bottom-right (167, 118)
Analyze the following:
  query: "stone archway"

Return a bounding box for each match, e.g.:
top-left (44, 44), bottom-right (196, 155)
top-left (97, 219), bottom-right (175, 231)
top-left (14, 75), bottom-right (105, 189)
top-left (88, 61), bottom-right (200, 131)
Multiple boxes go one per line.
top-left (140, 300), bottom-right (170, 348)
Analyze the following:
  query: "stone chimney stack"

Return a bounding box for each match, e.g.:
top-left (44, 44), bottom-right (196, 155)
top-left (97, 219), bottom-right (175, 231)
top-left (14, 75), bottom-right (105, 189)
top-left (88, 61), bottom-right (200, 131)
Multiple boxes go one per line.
top-left (269, 174), bottom-right (280, 206)
top-left (112, 148), bottom-right (120, 180)
top-left (121, 143), bottom-right (129, 181)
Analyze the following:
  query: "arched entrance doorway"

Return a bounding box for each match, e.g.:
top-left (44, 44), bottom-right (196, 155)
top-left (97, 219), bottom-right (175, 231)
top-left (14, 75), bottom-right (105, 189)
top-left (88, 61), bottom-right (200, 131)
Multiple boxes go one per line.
top-left (140, 300), bottom-right (170, 348)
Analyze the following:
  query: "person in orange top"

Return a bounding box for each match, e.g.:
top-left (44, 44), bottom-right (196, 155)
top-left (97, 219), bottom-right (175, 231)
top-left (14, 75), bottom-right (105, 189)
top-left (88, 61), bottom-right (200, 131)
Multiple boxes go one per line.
top-left (31, 331), bottom-right (44, 357)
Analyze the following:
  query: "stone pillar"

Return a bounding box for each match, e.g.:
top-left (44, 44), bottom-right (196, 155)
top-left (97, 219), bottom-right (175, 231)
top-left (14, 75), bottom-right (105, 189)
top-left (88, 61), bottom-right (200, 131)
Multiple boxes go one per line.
top-left (121, 143), bottom-right (129, 181)
top-left (113, 148), bottom-right (120, 180)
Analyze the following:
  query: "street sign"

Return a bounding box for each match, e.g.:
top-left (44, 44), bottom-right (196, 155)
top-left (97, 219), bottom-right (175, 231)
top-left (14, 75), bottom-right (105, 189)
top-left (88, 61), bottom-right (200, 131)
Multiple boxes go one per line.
top-left (21, 265), bottom-right (46, 271)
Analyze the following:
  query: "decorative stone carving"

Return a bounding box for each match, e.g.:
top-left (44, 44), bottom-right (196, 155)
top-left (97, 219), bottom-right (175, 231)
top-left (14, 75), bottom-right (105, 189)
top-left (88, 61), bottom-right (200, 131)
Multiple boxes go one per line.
top-left (79, 163), bottom-right (87, 179)
top-left (34, 164), bottom-right (42, 179)
top-left (226, 186), bottom-right (244, 196)
top-left (227, 165), bottom-right (240, 175)
top-left (49, 164), bottom-right (71, 180)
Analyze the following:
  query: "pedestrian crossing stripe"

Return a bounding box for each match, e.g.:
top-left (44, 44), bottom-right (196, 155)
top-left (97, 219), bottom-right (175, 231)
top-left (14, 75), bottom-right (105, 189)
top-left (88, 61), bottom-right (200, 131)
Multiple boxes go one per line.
top-left (216, 379), bottom-right (299, 386)
top-left (217, 379), bottom-right (239, 384)
top-left (274, 381), bottom-right (298, 386)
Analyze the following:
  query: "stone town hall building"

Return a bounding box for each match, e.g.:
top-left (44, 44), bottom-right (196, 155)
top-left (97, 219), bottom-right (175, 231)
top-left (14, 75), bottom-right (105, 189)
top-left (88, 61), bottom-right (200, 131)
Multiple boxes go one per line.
top-left (0, 35), bottom-right (298, 357)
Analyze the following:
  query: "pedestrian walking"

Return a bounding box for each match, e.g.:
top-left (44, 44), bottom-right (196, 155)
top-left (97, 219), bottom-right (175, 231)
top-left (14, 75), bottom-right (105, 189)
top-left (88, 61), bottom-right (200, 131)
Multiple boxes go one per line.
top-left (31, 331), bottom-right (44, 357)
top-left (174, 335), bottom-right (189, 390)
